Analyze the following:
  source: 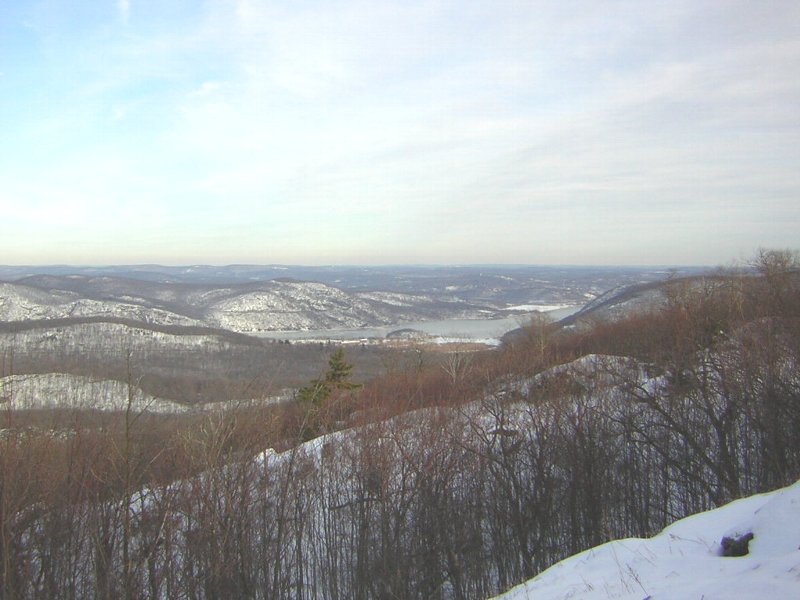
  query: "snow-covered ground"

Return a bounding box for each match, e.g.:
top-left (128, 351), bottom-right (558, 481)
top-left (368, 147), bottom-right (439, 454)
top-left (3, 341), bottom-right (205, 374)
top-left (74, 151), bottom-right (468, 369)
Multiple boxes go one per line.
top-left (0, 283), bottom-right (203, 326)
top-left (0, 278), bottom-right (492, 333)
top-left (492, 480), bottom-right (800, 600)
top-left (0, 373), bottom-right (189, 413)
top-left (0, 372), bottom-right (286, 413)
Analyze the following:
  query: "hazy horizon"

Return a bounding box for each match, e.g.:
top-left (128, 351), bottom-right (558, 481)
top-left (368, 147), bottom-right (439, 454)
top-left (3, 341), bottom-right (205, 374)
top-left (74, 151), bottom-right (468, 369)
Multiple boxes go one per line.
top-left (2, 1), bottom-right (798, 266)
top-left (0, 260), bottom-right (713, 269)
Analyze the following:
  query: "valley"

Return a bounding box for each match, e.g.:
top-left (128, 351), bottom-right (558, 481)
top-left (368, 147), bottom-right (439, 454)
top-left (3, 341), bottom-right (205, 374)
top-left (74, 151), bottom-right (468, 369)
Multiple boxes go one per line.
top-left (0, 256), bottom-right (797, 600)
top-left (5, 2), bottom-right (795, 597)
top-left (0, 264), bottom-right (698, 409)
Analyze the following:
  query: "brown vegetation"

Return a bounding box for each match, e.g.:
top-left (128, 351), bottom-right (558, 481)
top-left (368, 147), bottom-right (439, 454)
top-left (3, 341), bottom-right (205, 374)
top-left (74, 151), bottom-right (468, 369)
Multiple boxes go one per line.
top-left (0, 250), bottom-right (798, 598)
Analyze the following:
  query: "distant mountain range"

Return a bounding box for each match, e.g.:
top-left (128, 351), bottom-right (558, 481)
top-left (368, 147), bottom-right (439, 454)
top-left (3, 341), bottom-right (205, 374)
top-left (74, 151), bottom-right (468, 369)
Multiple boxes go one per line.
top-left (0, 264), bottom-right (710, 406)
top-left (0, 265), bottom-right (705, 333)
top-left (0, 274), bottom-right (489, 333)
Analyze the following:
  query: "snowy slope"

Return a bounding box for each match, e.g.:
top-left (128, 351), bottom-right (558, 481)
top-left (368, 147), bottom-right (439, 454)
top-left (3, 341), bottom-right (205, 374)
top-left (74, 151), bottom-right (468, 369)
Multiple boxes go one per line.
top-left (0, 282), bottom-right (203, 326)
top-left (0, 321), bottom-right (233, 355)
top-left (492, 481), bottom-right (800, 600)
top-left (206, 281), bottom-right (397, 331)
top-left (0, 373), bottom-right (189, 413)
top-left (0, 277), bottom-right (487, 333)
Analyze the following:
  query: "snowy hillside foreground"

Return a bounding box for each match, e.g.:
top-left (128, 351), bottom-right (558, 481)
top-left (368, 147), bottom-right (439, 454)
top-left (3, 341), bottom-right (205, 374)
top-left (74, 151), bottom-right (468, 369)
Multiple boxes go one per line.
top-left (6, 338), bottom-right (797, 598)
top-left (493, 480), bottom-right (800, 600)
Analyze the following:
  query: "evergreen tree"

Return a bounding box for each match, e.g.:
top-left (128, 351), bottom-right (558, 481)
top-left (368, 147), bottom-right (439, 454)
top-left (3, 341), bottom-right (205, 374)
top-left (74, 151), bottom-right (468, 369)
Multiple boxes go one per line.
top-left (296, 348), bottom-right (360, 407)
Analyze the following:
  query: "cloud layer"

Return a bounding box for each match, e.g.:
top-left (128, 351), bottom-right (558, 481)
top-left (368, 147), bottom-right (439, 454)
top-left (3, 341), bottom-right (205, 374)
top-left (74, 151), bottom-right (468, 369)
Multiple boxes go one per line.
top-left (1, 0), bottom-right (798, 265)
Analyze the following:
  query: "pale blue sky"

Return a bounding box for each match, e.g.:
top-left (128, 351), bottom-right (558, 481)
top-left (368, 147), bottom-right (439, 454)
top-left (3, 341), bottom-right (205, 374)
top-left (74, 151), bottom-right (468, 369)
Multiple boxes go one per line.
top-left (1, 0), bottom-right (798, 265)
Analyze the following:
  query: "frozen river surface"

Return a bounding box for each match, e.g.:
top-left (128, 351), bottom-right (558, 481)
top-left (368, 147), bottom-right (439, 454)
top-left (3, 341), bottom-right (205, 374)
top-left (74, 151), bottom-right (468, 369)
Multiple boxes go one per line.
top-left (256, 305), bottom-right (580, 344)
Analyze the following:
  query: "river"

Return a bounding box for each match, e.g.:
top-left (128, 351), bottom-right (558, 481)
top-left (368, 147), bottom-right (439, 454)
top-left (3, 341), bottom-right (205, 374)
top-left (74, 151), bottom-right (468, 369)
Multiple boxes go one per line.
top-left (255, 305), bottom-right (581, 344)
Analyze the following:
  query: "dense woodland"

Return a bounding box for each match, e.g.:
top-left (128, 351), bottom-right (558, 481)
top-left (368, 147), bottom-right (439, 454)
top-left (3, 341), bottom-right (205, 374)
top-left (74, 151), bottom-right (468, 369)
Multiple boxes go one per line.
top-left (0, 250), bottom-right (798, 599)
top-left (0, 317), bottom-right (394, 404)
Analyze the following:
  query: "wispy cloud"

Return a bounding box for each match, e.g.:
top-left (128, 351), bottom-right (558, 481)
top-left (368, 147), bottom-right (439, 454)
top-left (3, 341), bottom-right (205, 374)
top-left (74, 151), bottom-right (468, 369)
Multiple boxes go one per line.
top-left (118, 0), bottom-right (130, 24)
top-left (1, 0), bottom-right (798, 265)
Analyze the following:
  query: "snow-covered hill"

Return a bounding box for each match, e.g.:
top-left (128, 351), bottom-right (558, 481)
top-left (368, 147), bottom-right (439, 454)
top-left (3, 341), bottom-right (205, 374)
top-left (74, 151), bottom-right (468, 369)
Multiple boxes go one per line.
top-left (3, 331), bottom-right (796, 598)
top-left (2, 267), bottom-right (704, 334)
top-left (0, 321), bottom-right (235, 356)
top-left (0, 373), bottom-right (188, 413)
top-left (0, 282), bottom-right (204, 327)
top-left (492, 481), bottom-right (800, 600)
top-left (205, 280), bottom-right (459, 332)
top-left (555, 274), bottom-right (738, 329)
top-left (0, 276), bottom-right (487, 333)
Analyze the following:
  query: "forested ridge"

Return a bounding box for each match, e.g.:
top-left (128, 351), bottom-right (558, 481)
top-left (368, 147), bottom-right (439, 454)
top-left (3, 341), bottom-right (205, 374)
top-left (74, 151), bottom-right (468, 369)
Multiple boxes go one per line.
top-left (1, 251), bottom-right (798, 599)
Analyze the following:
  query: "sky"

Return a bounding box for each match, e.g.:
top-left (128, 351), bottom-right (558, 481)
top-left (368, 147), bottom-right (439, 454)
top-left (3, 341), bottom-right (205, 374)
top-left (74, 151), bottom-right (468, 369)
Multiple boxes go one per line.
top-left (1, 1), bottom-right (798, 266)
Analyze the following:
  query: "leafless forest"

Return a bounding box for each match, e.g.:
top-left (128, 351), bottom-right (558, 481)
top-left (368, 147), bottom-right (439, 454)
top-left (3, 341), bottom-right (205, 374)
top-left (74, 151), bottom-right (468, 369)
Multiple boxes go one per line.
top-left (0, 251), bottom-right (798, 599)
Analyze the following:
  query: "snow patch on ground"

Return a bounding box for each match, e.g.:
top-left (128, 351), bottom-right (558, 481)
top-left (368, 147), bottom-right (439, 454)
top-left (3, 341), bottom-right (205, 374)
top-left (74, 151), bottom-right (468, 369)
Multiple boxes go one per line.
top-left (492, 480), bottom-right (800, 600)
